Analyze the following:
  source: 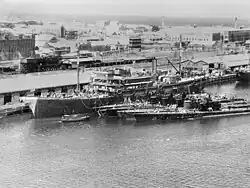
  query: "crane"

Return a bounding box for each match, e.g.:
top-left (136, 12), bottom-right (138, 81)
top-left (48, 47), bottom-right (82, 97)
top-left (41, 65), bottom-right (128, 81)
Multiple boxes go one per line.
top-left (152, 56), bottom-right (181, 74)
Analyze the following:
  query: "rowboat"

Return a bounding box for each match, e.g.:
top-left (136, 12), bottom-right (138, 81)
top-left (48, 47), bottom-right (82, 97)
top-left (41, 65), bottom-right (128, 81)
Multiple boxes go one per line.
top-left (61, 114), bottom-right (90, 123)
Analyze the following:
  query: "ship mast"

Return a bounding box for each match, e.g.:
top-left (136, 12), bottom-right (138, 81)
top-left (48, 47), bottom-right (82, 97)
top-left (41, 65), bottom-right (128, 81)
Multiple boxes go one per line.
top-left (76, 49), bottom-right (80, 92)
top-left (179, 34), bottom-right (182, 74)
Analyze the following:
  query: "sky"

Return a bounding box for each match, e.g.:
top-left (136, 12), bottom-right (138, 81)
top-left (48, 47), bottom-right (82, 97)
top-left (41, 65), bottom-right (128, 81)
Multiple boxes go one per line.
top-left (1, 0), bottom-right (250, 18)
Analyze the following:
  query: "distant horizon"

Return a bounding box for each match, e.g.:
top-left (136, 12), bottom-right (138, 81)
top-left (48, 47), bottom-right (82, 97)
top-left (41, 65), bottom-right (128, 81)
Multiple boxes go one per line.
top-left (3, 13), bottom-right (247, 20)
top-left (1, 13), bottom-right (248, 28)
top-left (2, 0), bottom-right (250, 19)
top-left (2, 12), bottom-right (248, 22)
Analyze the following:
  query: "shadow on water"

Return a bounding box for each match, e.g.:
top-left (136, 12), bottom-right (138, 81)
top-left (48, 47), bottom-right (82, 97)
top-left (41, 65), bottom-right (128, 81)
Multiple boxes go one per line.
top-left (28, 117), bottom-right (95, 135)
top-left (27, 117), bottom-right (62, 135)
top-left (133, 120), bottom-right (159, 127)
top-left (186, 114), bottom-right (250, 135)
top-left (0, 114), bottom-right (33, 130)
top-left (96, 117), bottom-right (137, 128)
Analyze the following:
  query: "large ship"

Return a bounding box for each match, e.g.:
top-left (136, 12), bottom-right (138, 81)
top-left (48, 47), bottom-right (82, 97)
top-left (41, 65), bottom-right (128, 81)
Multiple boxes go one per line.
top-left (21, 94), bottom-right (120, 119)
top-left (20, 66), bottom-right (204, 119)
top-left (237, 66), bottom-right (250, 82)
top-left (237, 72), bottom-right (250, 82)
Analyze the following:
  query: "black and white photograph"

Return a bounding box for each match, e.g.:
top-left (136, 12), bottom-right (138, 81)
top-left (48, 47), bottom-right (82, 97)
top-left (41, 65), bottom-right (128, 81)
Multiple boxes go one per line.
top-left (0, 0), bottom-right (250, 187)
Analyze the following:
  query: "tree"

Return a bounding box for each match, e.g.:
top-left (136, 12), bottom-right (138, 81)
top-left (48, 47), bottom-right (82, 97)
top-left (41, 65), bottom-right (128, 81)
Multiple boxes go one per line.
top-left (151, 25), bottom-right (160, 32)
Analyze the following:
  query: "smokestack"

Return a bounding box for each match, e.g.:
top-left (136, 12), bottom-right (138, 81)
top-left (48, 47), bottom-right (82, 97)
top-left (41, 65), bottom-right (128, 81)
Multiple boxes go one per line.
top-left (234, 17), bottom-right (238, 29)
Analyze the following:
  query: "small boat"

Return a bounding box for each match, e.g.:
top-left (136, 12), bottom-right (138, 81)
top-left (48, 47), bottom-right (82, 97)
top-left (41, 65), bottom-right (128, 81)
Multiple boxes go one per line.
top-left (61, 114), bottom-right (90, 123)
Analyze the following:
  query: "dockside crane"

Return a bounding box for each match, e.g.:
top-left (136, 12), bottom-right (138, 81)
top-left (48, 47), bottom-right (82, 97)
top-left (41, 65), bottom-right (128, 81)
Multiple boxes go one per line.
top-left (151, 56), bottom-right (181, 75)
top-left (151, 34), bottom-right (184, 75)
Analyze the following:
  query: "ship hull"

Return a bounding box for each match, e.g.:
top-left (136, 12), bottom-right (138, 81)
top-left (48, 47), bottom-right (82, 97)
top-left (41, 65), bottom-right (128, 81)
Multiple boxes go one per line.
top-left (237, 71), bottom-right (250, 82)
top-left (21, 96), bottom-right (120, 119)
top-left (130, 108), bottom-right (250, 123)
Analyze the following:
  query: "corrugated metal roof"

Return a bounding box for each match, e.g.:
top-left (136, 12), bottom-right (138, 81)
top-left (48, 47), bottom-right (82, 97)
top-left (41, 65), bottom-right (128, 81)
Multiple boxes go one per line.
top-left (0, 71), bottom-right (91, 94)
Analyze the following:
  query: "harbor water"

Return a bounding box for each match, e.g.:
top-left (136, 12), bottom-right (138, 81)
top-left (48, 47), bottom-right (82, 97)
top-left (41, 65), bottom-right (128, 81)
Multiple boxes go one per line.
top-left (1, 82), bottom-right (250, 187)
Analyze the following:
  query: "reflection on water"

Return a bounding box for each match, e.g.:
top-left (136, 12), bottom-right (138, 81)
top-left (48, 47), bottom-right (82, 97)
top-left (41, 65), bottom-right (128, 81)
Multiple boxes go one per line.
top-left (0, 83), bottom-right (250, 187)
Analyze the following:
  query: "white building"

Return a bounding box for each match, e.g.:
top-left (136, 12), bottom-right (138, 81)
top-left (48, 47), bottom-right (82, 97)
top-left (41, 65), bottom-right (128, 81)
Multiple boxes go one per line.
top-left (163, 26), bottom-right (234, 46)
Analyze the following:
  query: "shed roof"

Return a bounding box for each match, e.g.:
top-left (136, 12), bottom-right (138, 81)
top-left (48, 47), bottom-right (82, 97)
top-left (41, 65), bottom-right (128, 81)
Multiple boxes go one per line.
top-left (0, 71), bottom-right (91, 94)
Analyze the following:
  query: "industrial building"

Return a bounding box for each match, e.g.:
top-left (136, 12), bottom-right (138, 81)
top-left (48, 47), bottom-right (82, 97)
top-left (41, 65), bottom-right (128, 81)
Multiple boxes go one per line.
top-left (162, 25), bottom-right (250, 47)
top-left (163, 26), bottom-right (233, 45)
top-left (212, 28), bottom-right (250, 43)
top-left (0, 32), bottom-right (35, 61)
top-left (129, 37), bottom-right (142, 49)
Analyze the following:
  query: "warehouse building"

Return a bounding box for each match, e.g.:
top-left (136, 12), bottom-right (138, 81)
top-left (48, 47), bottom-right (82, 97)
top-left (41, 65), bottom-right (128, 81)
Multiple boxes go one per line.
top-left (212, 28), bottom-right (250, 43)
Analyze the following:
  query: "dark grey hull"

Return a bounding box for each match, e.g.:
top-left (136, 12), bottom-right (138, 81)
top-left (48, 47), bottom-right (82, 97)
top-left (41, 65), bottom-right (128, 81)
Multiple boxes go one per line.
top-left (237, 71), bottom-right (250, 82)
top-left (21, 79), bottom-right (204, 119)
top-left (22, 96), bottom-right (120, 119)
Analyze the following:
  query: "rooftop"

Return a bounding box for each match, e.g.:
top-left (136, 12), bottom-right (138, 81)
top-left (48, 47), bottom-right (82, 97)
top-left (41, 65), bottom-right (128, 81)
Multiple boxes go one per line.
top-left (0, 70), bottom-right (91, 94)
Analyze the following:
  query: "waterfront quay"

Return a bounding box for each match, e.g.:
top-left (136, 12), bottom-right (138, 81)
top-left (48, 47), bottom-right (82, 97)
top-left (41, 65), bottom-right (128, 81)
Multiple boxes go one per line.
top-left (0, 70), bottom-right (237, 106)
